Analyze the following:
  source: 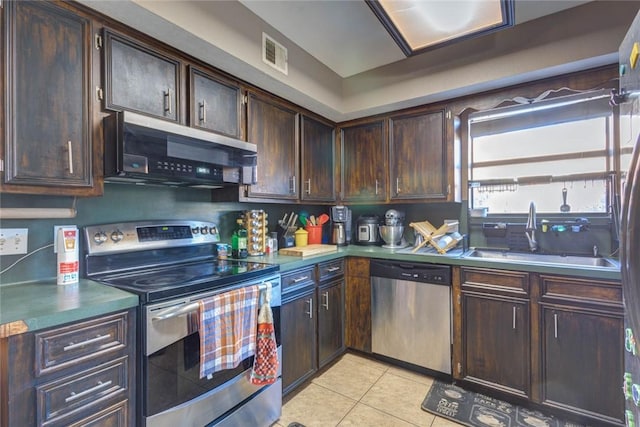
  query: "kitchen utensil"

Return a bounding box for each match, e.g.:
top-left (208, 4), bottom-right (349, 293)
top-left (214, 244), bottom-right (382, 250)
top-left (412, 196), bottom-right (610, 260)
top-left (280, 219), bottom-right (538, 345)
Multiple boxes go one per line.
top-left (561, 187), bottom-right (571, 212)
top-left (309, 215), bottom-right (316, 226)
top-left (317, 213), bottom-right (330, 225)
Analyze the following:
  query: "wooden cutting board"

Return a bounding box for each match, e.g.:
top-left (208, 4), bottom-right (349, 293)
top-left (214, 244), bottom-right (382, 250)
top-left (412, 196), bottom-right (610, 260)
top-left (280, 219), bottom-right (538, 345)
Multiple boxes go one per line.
top-left (279, 244), bottom-right (338, 257)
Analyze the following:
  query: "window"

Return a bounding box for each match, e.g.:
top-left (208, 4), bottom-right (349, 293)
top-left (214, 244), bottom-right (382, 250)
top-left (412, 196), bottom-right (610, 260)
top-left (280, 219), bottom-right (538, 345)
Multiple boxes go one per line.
top-left (468, 89), bottom-right (614, 214)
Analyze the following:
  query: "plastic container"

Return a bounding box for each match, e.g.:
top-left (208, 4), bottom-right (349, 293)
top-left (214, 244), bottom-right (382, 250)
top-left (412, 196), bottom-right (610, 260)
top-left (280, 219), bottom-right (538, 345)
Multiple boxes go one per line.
top-left (305, 225), bottom-right (322, 244)
top-left (294, 228), bottom-right (309, 247)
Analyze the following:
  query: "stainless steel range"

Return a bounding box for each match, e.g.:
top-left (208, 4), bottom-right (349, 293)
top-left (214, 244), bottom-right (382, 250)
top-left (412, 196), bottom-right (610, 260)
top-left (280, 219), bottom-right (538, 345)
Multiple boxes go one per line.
top-left (83, 220), bottom-right (282, 427)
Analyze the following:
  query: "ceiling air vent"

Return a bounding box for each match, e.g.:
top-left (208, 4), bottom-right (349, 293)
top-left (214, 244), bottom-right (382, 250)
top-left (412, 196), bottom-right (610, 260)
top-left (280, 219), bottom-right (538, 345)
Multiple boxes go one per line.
top-left (262, 32), bottom-right (288, 75)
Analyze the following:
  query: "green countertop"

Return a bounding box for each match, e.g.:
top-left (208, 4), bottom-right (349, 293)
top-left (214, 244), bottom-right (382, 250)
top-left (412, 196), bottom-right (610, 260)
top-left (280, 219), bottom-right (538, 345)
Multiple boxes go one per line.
top-left (0, 279), bottom-right (139, 338)
top-left (0, 245), bottom-right (619, 339)
top-left (254, 245), bottom-right (622, 281)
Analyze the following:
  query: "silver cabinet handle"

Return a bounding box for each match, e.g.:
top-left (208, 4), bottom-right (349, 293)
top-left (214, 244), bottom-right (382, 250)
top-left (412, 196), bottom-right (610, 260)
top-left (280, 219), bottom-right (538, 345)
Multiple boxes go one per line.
top-left (512, 306), bottom-right (516, 329)
top-left (164, 89), bottom-right (172, 114)
top-left (554, 313), bottom-right (558, 338)
top-left (292, 275), bottom-right (309, 283)
top-left (65, 380), bottom-right (112, 403)
top-left (396, 177), bottom-right (401, 194)
top-left (306, 178), bottom-right (311, 195)
top-left (289, 176), bottom-right (296, 194)
top-left (375, 179), bottom-right (379, 195)
top-left (326, 266), bottom-right (340, 272)
top-left (63, 334), bottom-right (111, 352)
top-left (322, 291), bottom-right (329, 310)
top-left (306, 298), bottom-right (313, 319)
top-left (67, 141), bottom-right (74, 175)
top-left (199, 100), bottom-right (206, 123)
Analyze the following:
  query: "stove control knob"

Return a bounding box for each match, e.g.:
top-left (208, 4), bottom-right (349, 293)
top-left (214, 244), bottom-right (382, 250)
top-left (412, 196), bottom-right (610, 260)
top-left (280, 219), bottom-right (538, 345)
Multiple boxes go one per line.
top-left (200, 226), bottom-right (209, 235)
top-left (110, 230), bottom-right (124, 243)
top-left (93, 232), bottom-right (108, 245)
top-left (191, 227), bottom-right (199, 234)
top-left (209, 226), bottom-right (218, 235)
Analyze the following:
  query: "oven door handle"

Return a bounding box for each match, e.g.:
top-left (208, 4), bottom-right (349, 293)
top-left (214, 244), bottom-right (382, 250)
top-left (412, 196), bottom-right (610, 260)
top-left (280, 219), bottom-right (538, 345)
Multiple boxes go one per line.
top-left (151, 281), bottom-right (276, 321)
top-left (152, 302), bottom-right (200, 321)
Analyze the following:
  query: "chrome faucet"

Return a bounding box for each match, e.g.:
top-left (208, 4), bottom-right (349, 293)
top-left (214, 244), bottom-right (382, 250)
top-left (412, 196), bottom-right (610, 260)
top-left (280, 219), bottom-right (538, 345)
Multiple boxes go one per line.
top-left (525, 201), bottom-right (537, 252)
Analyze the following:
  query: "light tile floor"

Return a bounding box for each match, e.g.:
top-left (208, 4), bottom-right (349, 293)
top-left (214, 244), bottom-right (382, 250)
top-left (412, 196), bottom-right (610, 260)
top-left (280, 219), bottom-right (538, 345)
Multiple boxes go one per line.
top-left (274, 352), bottom-right (461, 427)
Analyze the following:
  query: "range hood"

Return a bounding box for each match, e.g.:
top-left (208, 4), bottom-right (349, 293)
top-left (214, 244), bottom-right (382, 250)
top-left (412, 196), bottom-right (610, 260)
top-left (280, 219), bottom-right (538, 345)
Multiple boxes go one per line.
top-left (103, 111), bottom-right (257, 188)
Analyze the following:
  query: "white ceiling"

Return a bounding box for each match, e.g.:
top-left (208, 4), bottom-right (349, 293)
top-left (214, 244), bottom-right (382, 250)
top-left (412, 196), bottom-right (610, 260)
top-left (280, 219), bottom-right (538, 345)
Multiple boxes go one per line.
top-left (239, 0), bottom-right (593, 78)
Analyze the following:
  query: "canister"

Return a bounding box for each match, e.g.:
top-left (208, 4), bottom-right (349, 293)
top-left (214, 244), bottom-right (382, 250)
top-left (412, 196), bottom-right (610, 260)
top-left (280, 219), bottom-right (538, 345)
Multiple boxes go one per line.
top-left (294, 228), bottom-right (308, 247)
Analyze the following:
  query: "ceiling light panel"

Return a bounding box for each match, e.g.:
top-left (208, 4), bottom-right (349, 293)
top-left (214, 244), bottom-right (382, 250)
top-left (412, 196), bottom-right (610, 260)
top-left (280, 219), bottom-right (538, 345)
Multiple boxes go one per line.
top-left (368, 0), bottom-right (514, 56)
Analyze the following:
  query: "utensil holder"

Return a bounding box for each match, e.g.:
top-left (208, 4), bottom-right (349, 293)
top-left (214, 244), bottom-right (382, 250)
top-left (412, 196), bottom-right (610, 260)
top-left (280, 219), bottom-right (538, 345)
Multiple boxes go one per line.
top-left (305, 225), bottom-right (322, 244)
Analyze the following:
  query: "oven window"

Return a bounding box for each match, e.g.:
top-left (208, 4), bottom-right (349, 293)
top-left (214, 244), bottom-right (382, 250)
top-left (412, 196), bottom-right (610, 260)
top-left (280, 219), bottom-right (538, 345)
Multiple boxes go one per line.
top-left (144, 307), bottom-right (281, 416)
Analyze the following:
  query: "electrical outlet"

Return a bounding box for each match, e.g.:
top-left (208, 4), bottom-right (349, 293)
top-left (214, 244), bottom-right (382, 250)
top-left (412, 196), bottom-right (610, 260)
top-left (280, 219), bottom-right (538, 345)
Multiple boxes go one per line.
top-left (0, 228), bottom-right (28, 255)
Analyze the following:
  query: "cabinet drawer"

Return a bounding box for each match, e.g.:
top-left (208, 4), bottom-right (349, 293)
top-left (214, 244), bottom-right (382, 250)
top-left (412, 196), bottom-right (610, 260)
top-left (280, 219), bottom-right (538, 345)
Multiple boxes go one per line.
top-left (461, 267), bottom-right (530, 295)
top-left (281, 267), bottom-right (316, 292)
top-left (67, 400), bottom-right (128, 427)
top-left (36, 312), bottom-right (128, 376)
top-left (318, 259), bottom-right (344, 282)
top-left (37, 357), bottom-right (128, 426)
top-left (539, 274), bottom-right (623, 308)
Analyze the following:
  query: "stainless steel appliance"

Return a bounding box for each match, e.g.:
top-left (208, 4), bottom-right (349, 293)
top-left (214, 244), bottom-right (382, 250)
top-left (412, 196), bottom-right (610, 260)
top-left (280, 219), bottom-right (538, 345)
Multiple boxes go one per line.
top-left (614, 10), bottom-right (640, 426)
top-left (103, 111), bottom-right (258, 187)
top-left (83, 220), bottom-right (281, 427)
top-left (330, 205), bottom-right (351, 246)
top-left (355, 215), bottom-right (380, 245)
top-left (370, 260), bottom-right (452, 375)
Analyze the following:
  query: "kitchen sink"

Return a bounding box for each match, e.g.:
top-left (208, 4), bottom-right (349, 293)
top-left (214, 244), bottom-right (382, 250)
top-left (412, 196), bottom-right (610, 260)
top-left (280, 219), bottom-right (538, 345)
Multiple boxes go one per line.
top-left (463, 249), bottom-right (619, 269)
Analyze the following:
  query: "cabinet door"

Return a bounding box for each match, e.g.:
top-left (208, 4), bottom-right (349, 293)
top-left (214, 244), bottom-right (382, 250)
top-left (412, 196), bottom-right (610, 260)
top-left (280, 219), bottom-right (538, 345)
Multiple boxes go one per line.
top-left (246, 92), bottom-right (299, 199)
top-left (542, 307), bottom-right (623, 423)
top-left (2, 0), bottom-right (99, 195)
top-left (318, 279), bottom-right (345, 368)
top-left (340, 120), bottom-right (387, 202)
top-left (389, 109), bottom-right (448, 200)
top-left (190, 67), bottom-right (243, 139)
top-left (462, 293), bottom-right (530, 398)
top-left (301, 115), bottom-right (335, 202)
top-left (345, 257), bottom-right (371, 353)
top-left (104, 30), bottom-right (180, 122)
top-left (281, 289), bottom-right (317, 394)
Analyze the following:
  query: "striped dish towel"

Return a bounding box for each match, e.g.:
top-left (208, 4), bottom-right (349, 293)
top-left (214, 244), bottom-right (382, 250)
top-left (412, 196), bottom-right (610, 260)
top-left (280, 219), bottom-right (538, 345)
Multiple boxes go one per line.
top-left (198, 285), bottom-right (260, 379)
top-left (250, 282), bottom-right (279, 385)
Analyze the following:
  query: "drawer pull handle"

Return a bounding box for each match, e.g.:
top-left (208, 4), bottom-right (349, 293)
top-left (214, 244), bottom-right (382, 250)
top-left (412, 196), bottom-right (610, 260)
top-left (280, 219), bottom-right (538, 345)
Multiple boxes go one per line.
top-left (65, 380), bottom-right (112, 403)
top-left (326, 267), bottom-right (340, 272)
top-left (512, 306), bottom-right (516, 330)
top-left (554, 313), bottom-right (558, 338)
top-left (199, 99), bottom-right (207, 123)
top-left (291, 276), bottom-right (309, 283)
top-left (64, 334), bottom-right (111, 352)
top-left (164, 89), bottom-right (172, 115)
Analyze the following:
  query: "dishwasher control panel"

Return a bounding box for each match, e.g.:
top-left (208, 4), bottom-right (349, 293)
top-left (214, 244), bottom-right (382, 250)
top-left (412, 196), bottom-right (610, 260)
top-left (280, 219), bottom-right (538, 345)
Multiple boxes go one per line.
top-left (370, 260), bottom-right (451, 285)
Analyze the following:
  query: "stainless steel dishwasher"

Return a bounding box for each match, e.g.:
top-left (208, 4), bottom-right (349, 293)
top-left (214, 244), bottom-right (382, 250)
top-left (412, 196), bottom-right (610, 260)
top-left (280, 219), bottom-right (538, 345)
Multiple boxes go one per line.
top-left (370, 260), bottom-right (452, 374)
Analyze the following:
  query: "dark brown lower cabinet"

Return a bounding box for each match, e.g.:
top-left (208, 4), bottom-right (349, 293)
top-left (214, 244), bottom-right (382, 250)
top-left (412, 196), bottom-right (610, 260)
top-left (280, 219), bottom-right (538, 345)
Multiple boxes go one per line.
top-left (345, 257), bottom-right (371, 353)
top-left (281, 286), bottom-right (317, 394)
top-left (541, 306), bottom-right (624, 424)
top-left (318, 279), bottom-right (345, 368)
top-left (456, 268), bottom-right (624, 427)
top-left (462, 293), bottom-right (530, 398)
top-left (0, 309), bottom-right (136, 427)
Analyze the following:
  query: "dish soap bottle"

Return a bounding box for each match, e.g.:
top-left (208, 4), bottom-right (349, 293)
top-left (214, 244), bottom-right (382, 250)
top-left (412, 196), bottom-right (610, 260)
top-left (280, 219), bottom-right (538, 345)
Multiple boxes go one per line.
top-left (231, 217), bottom-right (248, 259)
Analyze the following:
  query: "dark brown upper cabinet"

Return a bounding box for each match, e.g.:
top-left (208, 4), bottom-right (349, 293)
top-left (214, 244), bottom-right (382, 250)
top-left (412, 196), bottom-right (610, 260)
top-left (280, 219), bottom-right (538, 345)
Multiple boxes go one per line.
top-left (189, 67), bottom-right (244, 140)
top-left (301, 115), bottom-right (336, 202)
top-left (103, 29), bottom-right (181, 122)
top-left (1, 0), bottom-right (101, 196)
top-left (388, 108), bottom-right (449, 201)
top-left (340, 119), bottom-right (387, 202)
top-left (246, 91), bottom-right (299, 200)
